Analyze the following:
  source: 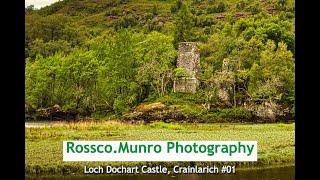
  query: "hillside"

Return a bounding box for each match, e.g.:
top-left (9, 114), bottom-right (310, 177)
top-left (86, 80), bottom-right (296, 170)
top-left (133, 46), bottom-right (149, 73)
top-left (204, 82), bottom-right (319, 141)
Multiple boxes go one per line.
top-left (25, 0), bottom-right (295, 122)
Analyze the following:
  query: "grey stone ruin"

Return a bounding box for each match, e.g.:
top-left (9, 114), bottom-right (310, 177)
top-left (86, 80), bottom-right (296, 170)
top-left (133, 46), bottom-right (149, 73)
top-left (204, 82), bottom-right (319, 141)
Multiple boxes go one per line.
top-left (173, 42), bottom-right (200, 93)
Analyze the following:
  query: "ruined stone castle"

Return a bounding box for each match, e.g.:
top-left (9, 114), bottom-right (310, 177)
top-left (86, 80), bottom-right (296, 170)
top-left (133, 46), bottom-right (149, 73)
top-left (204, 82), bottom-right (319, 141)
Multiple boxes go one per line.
top-left (173, 42), bottom-right (200, 93)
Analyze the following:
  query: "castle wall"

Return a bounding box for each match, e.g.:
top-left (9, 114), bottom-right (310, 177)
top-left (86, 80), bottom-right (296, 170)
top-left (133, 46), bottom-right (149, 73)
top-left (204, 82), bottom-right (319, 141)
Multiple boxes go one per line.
top-left (174, 42), bottom-right (200, 93)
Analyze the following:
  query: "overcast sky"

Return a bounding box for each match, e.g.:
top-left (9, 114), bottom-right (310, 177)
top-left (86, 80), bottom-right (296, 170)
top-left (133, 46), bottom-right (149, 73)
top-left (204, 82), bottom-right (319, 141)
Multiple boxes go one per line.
top-left (25, 0), bottom-right (61, 9)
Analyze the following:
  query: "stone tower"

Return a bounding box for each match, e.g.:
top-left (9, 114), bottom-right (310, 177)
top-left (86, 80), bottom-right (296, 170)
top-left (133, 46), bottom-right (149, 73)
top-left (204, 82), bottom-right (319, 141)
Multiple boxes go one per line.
top-left (173, 42), bottom-right (200, 93)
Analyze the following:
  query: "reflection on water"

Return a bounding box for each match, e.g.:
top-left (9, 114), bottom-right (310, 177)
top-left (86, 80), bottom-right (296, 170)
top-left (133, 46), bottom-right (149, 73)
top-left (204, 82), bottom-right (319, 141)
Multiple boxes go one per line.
top-left (27, 166), bottom-right (294, 180)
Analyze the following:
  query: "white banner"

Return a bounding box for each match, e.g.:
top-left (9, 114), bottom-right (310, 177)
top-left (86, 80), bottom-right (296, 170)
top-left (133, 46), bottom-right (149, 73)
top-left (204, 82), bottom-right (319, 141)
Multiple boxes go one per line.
top-left (63, 141), bottom-right (257, 162)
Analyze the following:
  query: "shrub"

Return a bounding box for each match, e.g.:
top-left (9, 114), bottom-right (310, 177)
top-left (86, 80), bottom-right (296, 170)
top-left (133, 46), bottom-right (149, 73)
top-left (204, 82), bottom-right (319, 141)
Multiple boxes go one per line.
top-left (218, 107), bottom-right (253, 121)
top-left (203, 108), bottom-right (253, 122)
top-left (248, 3), bottom-right (261, 15)
top-left (149, 122), bottom-right (183, 130)
top-left (192, 0), bottom-right (203, 5)
top-left (206, 6), bottom-right (217, 14)
top-left (236, 0), bottom-right (246, 10)
top-left (155, 92), bottom-right (206, 106)
top-left (243, 27), bottom-right (256, 41)
top-left (180, 104), bottom-right (204, 118)
top-left (119, 0), bottom-right (130, 4)
top-left (208, 0), bottom-right (215, 5)
top-left (114, 14), bottom-right (138, 29)
top-left (204, 26), bottom-right (212, 35)
top-left (277, 0), bottom-right (287, 7)
top-left (113, 97), bottom-right (129, 115)
top-left (279, 12), bottom-right (294, 20)
top-left (143, 12), bottom-right (154, 21)
top-left (195, 16), bottom-right (215, 27)
top-left (151, 5), bottom-right (158, 16)
top-left (290, 106), bottom-right (295, 119)
top-left (144, 19), bottom-right (163, 32)
top-left (171, 0), bottom-right (183, 13)
top-left (105, 8), bottom-right (120, 16)
top-left (203, 113), bottom-right (224, 123)
top-left (174, 67), bottom-right (190, 78)
top-left (216, 2), bottom-right (226, 12)
top-left (206, 2), bottom-right (226, 14)
top-left (196, 9), bottom-right (204, 15)
top-left (156, 93), bottom-right (188, 106)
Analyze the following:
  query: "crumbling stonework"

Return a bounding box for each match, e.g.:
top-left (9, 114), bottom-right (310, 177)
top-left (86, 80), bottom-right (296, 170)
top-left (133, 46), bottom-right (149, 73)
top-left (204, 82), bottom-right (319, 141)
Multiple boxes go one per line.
top-left (216, 58), bottom-right (234, 106)
top-left (174, 42), bottom-right (200, 93)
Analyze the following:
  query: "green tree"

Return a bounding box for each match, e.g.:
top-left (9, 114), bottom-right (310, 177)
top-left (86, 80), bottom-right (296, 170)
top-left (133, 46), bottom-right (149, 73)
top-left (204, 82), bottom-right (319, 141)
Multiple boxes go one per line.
top-left (248, 40), bottom-right (294, 105)
top-left (136, 32), bottom-right (177, 97)
top-left (27, 39), bottom-right (72, 58)
top-left (25, 5), bottom-right (34, 14)
top-left (60, 50), bottom-right (99, 114)
top-left (25, 54), bottom-right (64, 108)
top-left (92, 30), bottom-right (144, 115)
top-left (173, 1), bottom-right (194, 48)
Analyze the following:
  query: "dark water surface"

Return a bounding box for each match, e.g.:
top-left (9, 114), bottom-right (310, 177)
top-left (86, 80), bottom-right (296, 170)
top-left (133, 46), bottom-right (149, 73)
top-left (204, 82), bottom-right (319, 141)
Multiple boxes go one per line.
top-left (27, 166), bottom-right (294, 180)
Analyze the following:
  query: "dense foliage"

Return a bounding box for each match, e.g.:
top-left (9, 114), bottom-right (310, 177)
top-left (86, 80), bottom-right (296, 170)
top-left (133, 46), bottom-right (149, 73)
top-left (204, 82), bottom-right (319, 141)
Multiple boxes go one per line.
top-left (25, 0), bottom-right (294, 121)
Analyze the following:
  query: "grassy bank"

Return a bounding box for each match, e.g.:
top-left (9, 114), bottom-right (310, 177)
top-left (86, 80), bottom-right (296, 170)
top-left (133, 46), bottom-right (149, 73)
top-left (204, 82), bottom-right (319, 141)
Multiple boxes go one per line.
top-left (25, 121), bottom-right (294, 175)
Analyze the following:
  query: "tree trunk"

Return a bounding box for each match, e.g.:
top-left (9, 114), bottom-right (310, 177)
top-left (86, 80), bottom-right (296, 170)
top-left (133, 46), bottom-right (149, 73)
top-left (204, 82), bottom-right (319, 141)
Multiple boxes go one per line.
top-left (233, 83), bottom-right (236, 107)
top-left (161, 75), bottom-right (165, 96)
